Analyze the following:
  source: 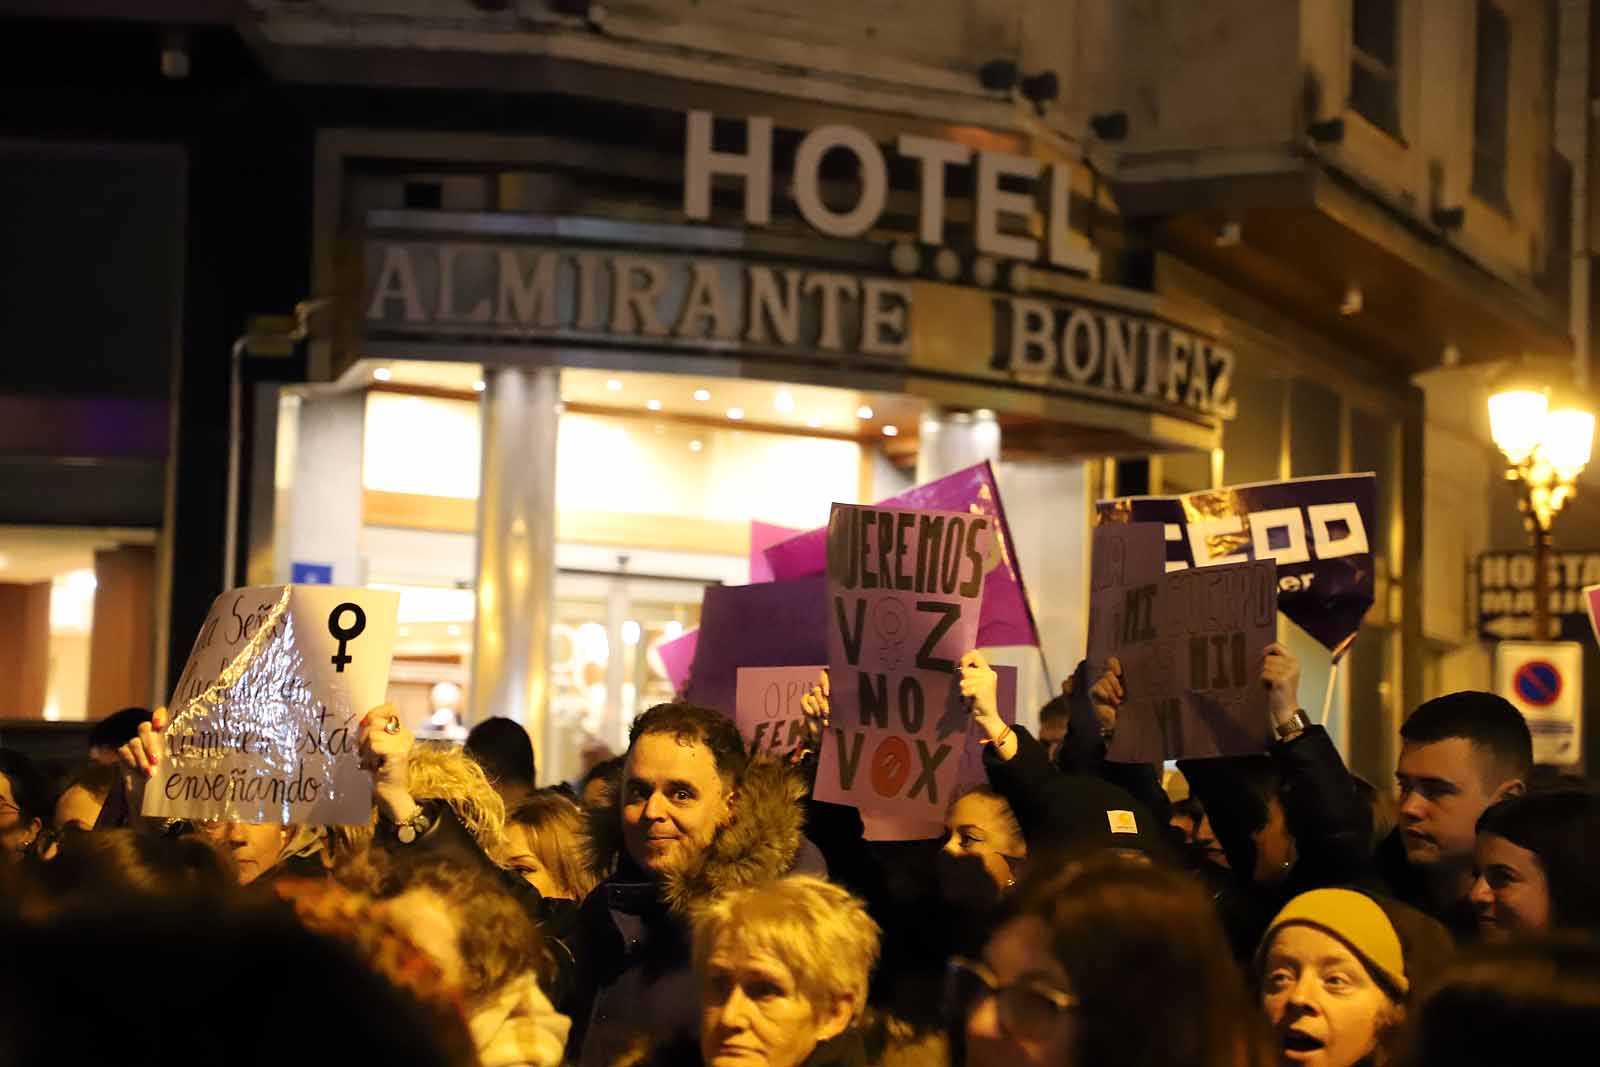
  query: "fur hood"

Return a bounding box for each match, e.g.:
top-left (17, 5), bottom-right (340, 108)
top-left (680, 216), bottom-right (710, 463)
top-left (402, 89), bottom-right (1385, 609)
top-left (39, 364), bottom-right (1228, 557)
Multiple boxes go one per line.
top-left (580, 758), bottom-right (808, 915)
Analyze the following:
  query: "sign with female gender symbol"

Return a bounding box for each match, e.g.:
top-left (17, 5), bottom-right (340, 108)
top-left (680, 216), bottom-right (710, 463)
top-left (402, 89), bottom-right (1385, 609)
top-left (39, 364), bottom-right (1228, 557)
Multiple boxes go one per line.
top-left (815, 503), bottom-right (991, 825)
top-left (144, 584), bottom-right (400, 825)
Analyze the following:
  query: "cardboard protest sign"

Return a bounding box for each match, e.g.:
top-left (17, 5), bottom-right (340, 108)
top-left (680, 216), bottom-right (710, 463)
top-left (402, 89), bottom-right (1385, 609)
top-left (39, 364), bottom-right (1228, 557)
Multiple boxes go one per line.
top-left (765, 461), bottom-right (1038, 647)
top-left (143, 585), bottom-right (399, 825)
top-left (737, 662), bottom-right (1015, 839)
top-left (1088, 524), bottom-right (1277, 763)
top-left (1098, 473), bottom-right (1374, 658)
top-left (815, 503), bottom-right (991, 823)
top-left (736, 665), bottom-right (825, 758)
top-left (685, 577), bottom-right (829, 720)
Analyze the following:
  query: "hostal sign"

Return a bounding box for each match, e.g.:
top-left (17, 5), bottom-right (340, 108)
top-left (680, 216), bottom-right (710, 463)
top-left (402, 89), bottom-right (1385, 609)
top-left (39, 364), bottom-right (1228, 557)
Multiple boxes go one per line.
top-left (363, 111), bottom-right (1236, 422)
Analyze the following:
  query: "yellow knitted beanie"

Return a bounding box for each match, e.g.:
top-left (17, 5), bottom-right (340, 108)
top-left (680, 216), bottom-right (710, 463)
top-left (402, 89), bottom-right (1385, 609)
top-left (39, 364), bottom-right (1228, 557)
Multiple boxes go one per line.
top-left (1261, 888), bottom-right (1408, 997)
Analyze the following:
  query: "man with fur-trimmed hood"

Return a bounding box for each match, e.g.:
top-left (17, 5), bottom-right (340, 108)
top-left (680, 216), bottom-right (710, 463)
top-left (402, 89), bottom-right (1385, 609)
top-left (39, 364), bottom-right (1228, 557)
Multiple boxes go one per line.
top-left (562, 702), bottom-right (827, 1067)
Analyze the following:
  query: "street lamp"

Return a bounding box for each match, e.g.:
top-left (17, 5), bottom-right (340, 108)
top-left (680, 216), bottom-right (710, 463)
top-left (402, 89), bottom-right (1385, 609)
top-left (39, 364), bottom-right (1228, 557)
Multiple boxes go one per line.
top-left (1487, 380), bottom-right (1596, 639)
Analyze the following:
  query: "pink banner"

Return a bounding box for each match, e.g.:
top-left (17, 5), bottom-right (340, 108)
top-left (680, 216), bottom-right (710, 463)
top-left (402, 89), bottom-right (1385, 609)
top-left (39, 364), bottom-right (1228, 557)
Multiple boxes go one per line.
top-left (749, 521), bottom-right (802, 584)
top-left (814, 503), bottom-right (992, 826)
top-left (764, 462), bottom-right (1037, 647)
top-left (655, 628), bottom-right (699, 696)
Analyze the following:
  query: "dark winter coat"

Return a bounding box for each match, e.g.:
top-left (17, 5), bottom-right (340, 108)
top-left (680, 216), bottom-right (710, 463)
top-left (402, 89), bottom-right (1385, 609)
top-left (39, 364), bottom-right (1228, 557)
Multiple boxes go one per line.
top-left (563, 759), bottom-right (827, 1067)
top-left (1180, 724), bottom-right (1385, 955)
top-left (985, 722), bottom-right (1169, 860)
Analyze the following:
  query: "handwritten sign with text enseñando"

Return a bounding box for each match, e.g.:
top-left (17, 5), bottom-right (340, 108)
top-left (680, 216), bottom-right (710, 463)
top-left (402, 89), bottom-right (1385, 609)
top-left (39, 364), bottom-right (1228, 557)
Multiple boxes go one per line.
top-left (143, 585), bottom-right (399, 826)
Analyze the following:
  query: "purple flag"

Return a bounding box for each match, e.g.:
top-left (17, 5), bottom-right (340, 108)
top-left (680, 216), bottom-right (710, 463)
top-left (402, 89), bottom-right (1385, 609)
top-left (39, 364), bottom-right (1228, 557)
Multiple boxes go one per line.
top-left (655, 628), bottom-right (699, 696)
top-left (749, 521), bottom-right (802, 584)
top-left (765, 462), bottom-right (1039, 647)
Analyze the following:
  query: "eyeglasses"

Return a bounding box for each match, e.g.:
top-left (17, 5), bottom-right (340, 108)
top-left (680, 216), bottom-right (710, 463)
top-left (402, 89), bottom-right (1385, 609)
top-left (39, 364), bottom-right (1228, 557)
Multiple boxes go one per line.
top-left (943, 956), bottom-right (1076, 1040)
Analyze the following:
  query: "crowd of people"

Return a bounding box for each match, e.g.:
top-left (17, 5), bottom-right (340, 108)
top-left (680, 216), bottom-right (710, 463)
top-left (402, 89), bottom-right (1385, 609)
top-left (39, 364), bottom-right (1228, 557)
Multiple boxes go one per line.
top-left (2, 643), bottom-right (1599, 1067)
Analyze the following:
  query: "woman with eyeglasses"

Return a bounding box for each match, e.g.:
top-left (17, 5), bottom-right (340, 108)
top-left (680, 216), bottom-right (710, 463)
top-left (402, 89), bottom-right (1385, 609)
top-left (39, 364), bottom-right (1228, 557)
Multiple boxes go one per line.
top-left (947, 855), bottom-right (1273, 1067)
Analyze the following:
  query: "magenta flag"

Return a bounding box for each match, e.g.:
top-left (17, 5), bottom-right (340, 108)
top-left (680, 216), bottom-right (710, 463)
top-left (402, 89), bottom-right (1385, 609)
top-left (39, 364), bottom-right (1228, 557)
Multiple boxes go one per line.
top-left (764, 462), bottom-right (1039, 647)
top-left (749, 521), bottom-right (802, 583)
top-left (655, 628), bottom-right (699, 696)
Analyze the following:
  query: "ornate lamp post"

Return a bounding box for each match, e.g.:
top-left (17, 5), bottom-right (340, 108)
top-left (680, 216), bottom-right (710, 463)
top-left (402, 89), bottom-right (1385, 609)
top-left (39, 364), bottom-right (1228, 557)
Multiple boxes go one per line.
top-left (1487, 381), bottom-right (1596, 639)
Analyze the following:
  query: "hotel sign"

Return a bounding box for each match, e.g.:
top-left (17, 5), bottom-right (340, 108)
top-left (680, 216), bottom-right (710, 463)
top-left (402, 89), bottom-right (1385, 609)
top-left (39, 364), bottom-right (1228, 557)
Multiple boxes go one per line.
top-left (360, 110), bottom-right (1236, 422)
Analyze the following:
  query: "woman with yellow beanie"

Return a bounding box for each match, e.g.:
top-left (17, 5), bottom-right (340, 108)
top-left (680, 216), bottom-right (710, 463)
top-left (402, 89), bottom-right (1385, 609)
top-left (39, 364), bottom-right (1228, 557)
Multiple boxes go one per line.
top-left (1257, 888), bottom-right (1453, 1067)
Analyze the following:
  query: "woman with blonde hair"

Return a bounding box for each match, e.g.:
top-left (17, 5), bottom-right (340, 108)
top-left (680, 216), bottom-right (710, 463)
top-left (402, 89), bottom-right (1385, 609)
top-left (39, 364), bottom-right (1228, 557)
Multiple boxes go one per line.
top-left (505, 792), bottom-right (601, 902)
top-left (617, 875), bottom-right (884, 1067)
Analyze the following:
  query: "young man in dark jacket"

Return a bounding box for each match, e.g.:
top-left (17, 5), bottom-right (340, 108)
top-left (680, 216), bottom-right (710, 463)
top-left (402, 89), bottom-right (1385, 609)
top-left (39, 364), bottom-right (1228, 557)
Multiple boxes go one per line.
top-left (1381, 691), bottom-right (1531, 937)
top-left (563, 702), bottom-right (825, 1067)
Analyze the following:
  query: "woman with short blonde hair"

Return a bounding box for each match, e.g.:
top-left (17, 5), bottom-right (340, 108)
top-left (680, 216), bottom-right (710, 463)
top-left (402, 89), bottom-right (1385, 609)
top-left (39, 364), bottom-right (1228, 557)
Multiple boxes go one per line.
top-left (615, 875), bottom-right (880, 1067)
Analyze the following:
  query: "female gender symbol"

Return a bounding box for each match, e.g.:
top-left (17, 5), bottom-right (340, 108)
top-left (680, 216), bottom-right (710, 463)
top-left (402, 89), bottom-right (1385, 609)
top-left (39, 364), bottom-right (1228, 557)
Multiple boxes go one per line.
top-left (873, 599), bottom-right (910, 669)
top-left (328, 602), bottom-right (367, 673)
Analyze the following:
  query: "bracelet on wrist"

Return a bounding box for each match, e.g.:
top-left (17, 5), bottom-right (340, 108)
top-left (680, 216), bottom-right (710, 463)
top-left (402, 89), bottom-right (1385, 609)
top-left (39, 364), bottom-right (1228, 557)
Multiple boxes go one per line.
top-left (980, 724), bottom-right (1014, 748)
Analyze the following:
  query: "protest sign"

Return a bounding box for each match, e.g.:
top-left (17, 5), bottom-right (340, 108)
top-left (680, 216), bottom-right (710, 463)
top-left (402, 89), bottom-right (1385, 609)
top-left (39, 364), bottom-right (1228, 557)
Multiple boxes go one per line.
top-left (765, 462), bottom-right (1038, 648)
top-left (815, 503), bottom-right (991, 823)
top-left (655, 627), bottom-right (699, 696)
top-left (1088, 523), bottom-right (1277, 763)
top-left (750, 521), bottom-right (803, 583)
top-left (1098, 473), bottom-right (1374, 658)
top-left (736, 665), bottom-right (825, 758)
top-left (143, 585), bottom-right (399, 825)
top-left (685, 577), bottom-right (829, 721)
top-left (736, 662), bottom-right (1015, 840)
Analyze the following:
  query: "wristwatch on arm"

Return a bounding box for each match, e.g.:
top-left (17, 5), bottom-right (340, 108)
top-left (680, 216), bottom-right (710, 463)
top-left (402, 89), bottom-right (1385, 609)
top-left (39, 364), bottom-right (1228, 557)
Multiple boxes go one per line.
top-left (1273, 708), bottom-right (1312, 742)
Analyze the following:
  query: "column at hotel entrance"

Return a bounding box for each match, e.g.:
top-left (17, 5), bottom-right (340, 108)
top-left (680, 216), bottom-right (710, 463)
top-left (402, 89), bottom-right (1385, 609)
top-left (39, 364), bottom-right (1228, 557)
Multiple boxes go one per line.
top-left (468, 366), bottom-right (560, 757)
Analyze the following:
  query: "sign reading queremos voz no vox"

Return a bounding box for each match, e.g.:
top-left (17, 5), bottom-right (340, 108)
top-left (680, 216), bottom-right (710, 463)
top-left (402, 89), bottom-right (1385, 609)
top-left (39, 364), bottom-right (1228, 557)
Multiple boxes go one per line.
top-left (363, 238), bottom-right (1236, 420)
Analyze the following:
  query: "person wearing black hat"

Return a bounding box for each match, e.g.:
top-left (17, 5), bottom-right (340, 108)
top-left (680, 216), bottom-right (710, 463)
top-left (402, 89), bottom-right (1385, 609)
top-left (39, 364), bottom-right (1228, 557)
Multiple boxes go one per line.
top-left (958, 651), bottom-right (1168, 863)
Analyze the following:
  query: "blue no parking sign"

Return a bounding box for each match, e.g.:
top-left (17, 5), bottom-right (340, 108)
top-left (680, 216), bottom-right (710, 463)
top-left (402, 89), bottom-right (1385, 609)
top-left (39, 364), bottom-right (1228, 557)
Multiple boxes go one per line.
top-left (1512, 660), bottom-right (1563, 707)
top-left (1496, 642), bottom-right (1584, 767)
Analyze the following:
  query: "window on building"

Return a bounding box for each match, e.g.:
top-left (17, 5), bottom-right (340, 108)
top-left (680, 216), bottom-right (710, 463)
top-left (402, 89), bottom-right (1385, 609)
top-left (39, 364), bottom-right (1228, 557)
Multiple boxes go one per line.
top-left (1351, 0), bottom-right (1402, 138)
top-left (1472, 1), bottom-right (1511, 207)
